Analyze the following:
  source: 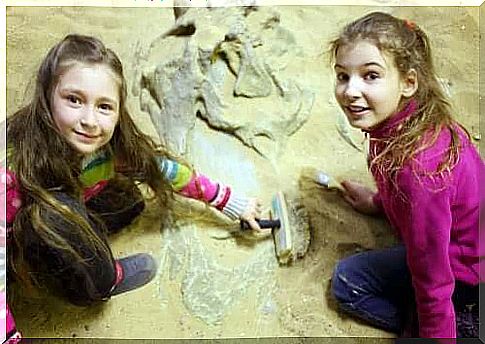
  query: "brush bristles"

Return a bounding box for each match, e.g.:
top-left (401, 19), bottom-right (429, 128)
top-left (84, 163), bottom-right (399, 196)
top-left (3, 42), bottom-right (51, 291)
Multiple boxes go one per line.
top-left (272, 192), bottom-right (293, 264)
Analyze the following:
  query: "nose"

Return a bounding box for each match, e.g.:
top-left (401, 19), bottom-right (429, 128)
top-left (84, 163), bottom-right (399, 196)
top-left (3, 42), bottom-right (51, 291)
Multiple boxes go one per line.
top-left (343, 77), bottom-right (362, 99)
top-left (80, 105), bottom-right (98, 128)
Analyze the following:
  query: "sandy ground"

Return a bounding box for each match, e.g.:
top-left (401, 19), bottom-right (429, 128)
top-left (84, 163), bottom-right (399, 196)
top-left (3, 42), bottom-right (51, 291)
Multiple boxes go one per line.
top-left (6, 5), bottom-right (480, 340)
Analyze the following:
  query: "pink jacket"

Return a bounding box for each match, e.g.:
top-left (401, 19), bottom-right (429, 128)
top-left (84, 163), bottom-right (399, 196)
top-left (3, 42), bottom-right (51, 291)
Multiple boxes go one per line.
top-left (369, 100), bottom-right (482, 338)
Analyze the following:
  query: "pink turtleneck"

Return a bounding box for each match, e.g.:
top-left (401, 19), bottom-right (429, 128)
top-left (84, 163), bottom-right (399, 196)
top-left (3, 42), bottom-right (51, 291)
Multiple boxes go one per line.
top-left (368, 100), bottom-right (483, 338)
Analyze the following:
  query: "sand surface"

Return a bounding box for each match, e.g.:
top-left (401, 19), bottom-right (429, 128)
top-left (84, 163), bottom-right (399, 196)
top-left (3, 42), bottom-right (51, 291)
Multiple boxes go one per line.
top-left (6, 5), bottom-right (480, 340)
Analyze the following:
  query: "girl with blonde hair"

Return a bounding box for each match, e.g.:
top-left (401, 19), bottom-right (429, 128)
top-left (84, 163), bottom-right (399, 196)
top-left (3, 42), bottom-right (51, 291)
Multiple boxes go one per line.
top-left (329, 12), bottom-right (482, 338)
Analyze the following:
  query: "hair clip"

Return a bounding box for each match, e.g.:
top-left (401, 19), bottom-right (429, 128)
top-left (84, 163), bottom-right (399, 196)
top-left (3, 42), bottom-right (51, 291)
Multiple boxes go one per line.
top-left (404, 19), bottom-right (416, 31)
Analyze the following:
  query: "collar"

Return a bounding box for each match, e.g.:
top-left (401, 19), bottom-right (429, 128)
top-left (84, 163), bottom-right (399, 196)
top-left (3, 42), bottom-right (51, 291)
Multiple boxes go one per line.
top-left (363, 99), bottom-right (418, 139)
top-left (81, 148), bottom-right (111, 172)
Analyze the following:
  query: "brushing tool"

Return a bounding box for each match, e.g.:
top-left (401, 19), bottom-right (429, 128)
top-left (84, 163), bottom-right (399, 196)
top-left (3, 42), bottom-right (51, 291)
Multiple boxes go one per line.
top-left (240, 191), bottom-right (293, 264)
top-left (315, 171), bottom-right (346, 192)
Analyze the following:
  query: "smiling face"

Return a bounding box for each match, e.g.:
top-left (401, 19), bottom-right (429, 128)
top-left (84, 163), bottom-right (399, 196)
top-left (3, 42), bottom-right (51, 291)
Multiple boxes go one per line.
top-left (51, 63), bottom-right (120, 156)
top-left (334, 40), bottom-right (416, 130)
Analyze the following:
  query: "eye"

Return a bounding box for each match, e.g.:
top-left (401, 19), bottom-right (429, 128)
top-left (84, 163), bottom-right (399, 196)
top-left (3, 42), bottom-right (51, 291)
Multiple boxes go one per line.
top-left (336, 72), bottom-right (349, 82)
top-left (66, 94), bottom-right (81, 105)
top-left (99, 103), bottom-right (114, 112)
top-left (364, 71), bottom-right (380, 81)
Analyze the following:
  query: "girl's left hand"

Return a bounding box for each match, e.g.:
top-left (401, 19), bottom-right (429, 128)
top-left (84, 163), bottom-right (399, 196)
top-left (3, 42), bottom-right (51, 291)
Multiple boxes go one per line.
top-left (240, 198), bottom-right (270, 234)
top-left (341, 180), bottom-right (380, 215)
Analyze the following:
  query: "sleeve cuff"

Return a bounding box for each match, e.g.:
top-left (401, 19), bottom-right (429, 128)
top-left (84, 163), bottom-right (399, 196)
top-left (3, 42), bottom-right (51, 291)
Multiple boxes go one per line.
top-left (221, 192), bottom-right (249, 221)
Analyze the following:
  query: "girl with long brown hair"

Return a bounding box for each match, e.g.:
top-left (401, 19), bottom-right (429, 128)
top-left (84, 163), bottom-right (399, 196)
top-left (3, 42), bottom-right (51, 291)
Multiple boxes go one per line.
top-left (3, 34), bottom-right (264, 316)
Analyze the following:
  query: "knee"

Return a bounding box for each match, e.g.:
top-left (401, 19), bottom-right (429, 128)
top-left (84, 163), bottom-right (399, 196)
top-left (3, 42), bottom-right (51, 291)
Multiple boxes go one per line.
top-left (331, 260), bottom-right (350, 304)
top-left (105, 199), bottom-right (145, 233)
top-left (331, 255), bottom-right (363, 305)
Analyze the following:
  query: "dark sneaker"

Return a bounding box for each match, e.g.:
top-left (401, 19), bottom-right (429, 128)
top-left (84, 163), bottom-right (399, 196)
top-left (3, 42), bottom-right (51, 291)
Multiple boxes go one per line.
top-left (110, 253), bottom-right (158, 296)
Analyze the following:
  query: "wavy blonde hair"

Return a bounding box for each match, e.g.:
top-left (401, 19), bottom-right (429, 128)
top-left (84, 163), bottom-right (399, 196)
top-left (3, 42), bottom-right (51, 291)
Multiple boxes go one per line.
top-left (329, 12), bottom-right (467, 184)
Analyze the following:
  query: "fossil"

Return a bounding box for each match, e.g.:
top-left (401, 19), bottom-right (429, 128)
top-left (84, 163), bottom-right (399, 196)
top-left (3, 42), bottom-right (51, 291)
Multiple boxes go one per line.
top-left (133, 6), bottom-right (314, 158)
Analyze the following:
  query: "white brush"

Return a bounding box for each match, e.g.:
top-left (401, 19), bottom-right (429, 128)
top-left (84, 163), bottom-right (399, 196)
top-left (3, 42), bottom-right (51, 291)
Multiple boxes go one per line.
top-left (315, 171), bottom-right (345, 192)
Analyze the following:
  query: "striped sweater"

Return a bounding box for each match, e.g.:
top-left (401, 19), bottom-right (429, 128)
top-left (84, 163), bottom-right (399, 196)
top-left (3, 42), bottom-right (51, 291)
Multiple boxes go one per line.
top-left (0, 149), bottom-right (249, 343)
top-left (2, 149), bottom-right (249, 226)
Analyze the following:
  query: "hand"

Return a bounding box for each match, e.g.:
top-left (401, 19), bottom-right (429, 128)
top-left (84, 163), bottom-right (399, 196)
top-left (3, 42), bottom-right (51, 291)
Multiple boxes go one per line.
top-left (240, 198), bottom-right (270, 234)
top-left (341, 180), bottom-right (380, 215)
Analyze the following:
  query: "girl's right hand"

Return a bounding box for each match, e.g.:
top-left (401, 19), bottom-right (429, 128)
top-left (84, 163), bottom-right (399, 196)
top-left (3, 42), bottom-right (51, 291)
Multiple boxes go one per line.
top-left (340, 180), bottom-right (380, 215)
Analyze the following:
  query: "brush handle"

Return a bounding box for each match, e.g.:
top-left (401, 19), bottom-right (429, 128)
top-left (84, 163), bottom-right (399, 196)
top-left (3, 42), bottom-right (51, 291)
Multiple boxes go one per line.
top-left (240, 219), bottom-right (281, 231)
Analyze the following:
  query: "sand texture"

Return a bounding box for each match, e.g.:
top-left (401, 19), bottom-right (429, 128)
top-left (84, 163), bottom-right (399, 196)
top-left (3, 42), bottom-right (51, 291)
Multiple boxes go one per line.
top-left (6, 5), bottom-right (480, 340)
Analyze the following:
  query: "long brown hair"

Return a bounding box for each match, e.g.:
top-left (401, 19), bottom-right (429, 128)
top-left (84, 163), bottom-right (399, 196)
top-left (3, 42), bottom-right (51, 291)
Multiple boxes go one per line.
top-left (329, 12), bottom-right (467, 182)
top-left (7, 34), bottom-right (174, 291)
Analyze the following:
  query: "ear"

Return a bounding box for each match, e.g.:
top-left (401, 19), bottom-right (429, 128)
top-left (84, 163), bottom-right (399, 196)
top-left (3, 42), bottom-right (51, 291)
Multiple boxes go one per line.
top-left (401, 68), bottom-right (418, 98)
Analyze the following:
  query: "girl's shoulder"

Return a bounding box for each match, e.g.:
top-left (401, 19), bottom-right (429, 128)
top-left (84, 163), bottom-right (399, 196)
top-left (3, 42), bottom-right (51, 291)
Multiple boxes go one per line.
top-left (399, 123), bottom-right (479, 191)
top-left (398, 133), bottom-right (483, 207)
top-left (410, 123), bottom-right (472, 171)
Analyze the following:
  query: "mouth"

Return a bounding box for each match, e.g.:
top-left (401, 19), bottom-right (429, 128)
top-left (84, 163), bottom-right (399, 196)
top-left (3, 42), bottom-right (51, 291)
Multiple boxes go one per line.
top-left (74, 131), bottom-right (99, 140)
top-left (346, 105), bottom-right (371, 118)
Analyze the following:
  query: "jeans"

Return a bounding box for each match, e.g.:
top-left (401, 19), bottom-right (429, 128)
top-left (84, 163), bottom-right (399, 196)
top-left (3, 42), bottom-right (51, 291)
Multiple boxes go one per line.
top-left (331, 245), bottom-right (479, 337)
